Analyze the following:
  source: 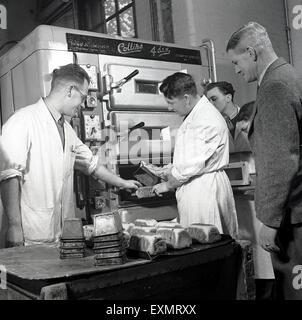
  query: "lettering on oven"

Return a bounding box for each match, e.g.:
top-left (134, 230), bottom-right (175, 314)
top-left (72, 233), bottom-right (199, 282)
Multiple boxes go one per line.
top-left (150, 45), bottom-right (171, 57)
top-left (118, 42), bottom-right (143, 55)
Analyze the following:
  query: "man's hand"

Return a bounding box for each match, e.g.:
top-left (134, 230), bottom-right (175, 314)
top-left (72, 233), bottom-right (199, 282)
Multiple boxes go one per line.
top-left (120, 179), bottom-right (142, 192)
top-left (259, 224), bottom-right (280, 253)
top-left (6, 224), bottom-right (24, 248)
top-left (152, 182), bottom-right (170, 197)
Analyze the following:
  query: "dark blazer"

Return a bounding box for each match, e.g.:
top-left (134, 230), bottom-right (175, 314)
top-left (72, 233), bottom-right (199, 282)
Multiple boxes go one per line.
top-left (248, 58), bottom-right (302, 228)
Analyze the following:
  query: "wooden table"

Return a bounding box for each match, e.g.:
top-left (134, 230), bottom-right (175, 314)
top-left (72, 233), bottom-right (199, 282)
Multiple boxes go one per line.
top-left (0, 236), bottom-right (242, 300)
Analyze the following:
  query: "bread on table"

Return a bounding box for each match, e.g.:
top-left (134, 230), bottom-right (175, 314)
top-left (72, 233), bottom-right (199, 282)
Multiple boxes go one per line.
top-left (129, 234), bottom-right (167, 255)
top-left (156, 227), bottom-right (192, 249)
top-left (187, 223), bottom-right (221, 244)
top-left (122, 223), bottom-right (135, 233)
top-left (156, 221), bottom-right (182, 229)
top-left (129, 226), bottom-right (157, 236)
top-left (134, 218), bottom-right (158, 227)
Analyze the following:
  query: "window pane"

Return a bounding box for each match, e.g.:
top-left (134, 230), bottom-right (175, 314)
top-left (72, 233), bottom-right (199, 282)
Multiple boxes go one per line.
top-left (51, 8), bottom-right (74, 28)
top-left (104, 0), bottom-right (116, 19)
top-left (120, 7), bottom-right (135, 38)
top-left (118, 0), bottom-right (133, 10)
top-left (106, 18), bottom-right (118, 35)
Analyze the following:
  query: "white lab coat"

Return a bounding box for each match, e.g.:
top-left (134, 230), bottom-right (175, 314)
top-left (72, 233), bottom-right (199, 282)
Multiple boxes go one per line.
top-left (171, 96), bottom-right (238, 238)
top-left (0, 98), bottom-right (94, 245)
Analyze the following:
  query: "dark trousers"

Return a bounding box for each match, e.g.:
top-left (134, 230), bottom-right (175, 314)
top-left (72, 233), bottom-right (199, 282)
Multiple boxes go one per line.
top-left (271, 223), bottom-right (302, 300)
top-left (255, 279), bottom-right (276, 300)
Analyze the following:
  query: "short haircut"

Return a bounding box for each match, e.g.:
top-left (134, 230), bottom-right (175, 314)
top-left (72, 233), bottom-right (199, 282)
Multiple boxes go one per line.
top-left (159, 72), bottom-right (197, 99)
top-left (226, 22), bottom-right (273, 53)
top-left (205, 81), bottom-right (235, 101)
top-left (237, 101), bottom-right (255, 122)
top-left (51, 63), bottom-right (90, 90)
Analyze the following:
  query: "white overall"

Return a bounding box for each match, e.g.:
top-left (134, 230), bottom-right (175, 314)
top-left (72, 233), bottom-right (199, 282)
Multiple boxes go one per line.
top-left (0, 98), bottom-right (94, 244)
top-left (171, 96), bottom-right (238, 238)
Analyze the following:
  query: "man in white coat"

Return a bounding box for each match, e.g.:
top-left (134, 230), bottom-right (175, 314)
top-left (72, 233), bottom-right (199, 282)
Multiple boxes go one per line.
top-left (0, 64), bottom-right (140, 247)
top-left (152, 72), bottom-right (238, 238)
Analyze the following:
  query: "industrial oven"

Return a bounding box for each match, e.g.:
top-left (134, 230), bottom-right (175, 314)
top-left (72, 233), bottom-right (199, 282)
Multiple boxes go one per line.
top-left (0, 25), bottom-right (215, 224)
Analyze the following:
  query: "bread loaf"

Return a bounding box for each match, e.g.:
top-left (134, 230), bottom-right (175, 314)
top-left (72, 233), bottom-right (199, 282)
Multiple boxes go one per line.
top-left (134, 218), bottom-right (158, 227)
top-left (156, 228), bottom-right (192, 249)
top-left (129, 234), bottom-right (167, 255)
top-left (187, 224), bottom-right (221, 244)
top-left (129, 226), bottom-right (157, 236)
top-left (83, 224), bottom-right (94, 241)
top-left (122, 223), bottom-right (135, 233)
top-left (156, 221), bottom-right (182, 229)
top-left (123, 231), bottom-right (130, 248)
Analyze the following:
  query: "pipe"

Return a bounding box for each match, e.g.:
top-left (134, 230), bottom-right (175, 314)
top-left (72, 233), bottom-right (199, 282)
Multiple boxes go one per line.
top-left (199, 39), bottom-right (218, 82)
top-left (283, 0), bottom-right (294, 65)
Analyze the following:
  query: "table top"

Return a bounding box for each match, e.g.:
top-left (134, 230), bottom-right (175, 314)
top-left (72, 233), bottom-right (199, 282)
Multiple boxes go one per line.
top-left (0, 236), bottom-right (234, 281)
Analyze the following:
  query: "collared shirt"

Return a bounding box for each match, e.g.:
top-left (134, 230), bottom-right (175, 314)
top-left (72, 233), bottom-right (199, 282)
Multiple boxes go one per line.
top-left (44, 98), bottom-right (65, 149)
top-left (258, 58), bottom-right (278, 86)
top-left (225, 105), bottom-right (240, 138)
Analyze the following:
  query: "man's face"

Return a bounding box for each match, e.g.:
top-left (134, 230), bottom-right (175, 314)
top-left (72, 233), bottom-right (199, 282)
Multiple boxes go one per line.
top-left (227, 47), bottom-right (257, 83)
top-left (206, 87), bottom-right (229, 114)
top-left (165, 95), bottom-right (188, 116)
top-left (64, 79), bottom-right (89, 117)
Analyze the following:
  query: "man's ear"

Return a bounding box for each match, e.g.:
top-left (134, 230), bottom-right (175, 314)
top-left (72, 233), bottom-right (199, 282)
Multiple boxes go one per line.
top-left (67, 85), bottom-right (73, 97)
top-left (226, 93), bottom-right (232, 103)
top-left (247, 46), bottom-right (257, 61)
top-left (183, 94), bottom-right (190, 106)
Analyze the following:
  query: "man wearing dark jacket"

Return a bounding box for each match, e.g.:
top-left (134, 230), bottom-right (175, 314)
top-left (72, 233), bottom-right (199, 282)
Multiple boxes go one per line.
top-left (226, 21), bottom-right (302, 299)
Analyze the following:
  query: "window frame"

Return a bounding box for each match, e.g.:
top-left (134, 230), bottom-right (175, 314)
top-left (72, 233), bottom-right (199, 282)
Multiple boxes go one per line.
top-left (104, 0), bottom-right (138, 38)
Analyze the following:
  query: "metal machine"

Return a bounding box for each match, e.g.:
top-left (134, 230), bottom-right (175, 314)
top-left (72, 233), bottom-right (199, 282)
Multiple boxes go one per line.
top-left (0, 25), bottom-right (215, 223)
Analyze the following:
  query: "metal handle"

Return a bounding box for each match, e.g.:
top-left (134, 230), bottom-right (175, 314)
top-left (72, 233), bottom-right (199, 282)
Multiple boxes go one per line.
top-left (111, 69), bottom-right (139, 89)
top-left (128, 121), bottom-right (145, 133)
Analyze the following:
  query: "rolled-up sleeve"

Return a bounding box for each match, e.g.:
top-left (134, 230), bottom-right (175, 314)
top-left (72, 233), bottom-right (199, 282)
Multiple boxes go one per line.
top-left (74, 137), bottom-right (99, 175)
top-left (171, 125), bottom-right (223, 184)
top-left (0, 112), bottom-right (30, 182)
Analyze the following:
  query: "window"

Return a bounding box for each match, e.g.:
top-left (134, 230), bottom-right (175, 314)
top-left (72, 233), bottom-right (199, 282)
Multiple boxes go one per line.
top-left (37, 0), bottom-right (77, 28)
top-left (104, 0), bottom-right (137, 38)
top-left (78, 0), bottom-right (137, 38)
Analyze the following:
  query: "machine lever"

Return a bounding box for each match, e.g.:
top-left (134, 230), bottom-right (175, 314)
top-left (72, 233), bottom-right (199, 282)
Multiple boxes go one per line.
top-left (111, 69), bottom-right (139, 89)
top-left (128, 121), bottom-right (145, 133)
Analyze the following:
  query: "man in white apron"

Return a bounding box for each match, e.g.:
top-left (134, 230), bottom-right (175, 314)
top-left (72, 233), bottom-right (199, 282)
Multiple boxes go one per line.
top-left (152, 72), bottom-right (238, 238)
top-left (0, 64), bottom-right (140, 247)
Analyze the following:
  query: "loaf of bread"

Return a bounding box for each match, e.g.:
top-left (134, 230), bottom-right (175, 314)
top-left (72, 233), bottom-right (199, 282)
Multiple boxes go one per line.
top-left (122, 223), bottom-right (135, 233)
top-left (129, 234), bottom-right (167, 255)
top-left (156, 221), bottom-right (182, 229)
top-left (83, 224), bottom-right (94, 241)
top-left (156, 228), bottom-right (192, 249)
top-left (130, 226), bottom-right (157, 236)
top-left (123, 231), bottom-right (130, 248)
top-left (187, 224), bottom-right (221, 244)
top-left (134, 218), bottom-right (158, 227)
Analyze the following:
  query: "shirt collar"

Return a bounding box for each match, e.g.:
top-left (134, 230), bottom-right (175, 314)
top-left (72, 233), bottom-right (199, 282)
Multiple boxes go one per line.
top-left (43, 97), bottom-right (62, 122)
top-left (258, 58), bottom-right (278, 86)
top-left (229, 105), bottom-right (240, 120)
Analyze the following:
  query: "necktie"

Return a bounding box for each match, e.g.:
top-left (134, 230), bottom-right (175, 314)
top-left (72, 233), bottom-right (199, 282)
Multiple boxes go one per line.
top-left (57, 115), bottom-right (65, 149)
